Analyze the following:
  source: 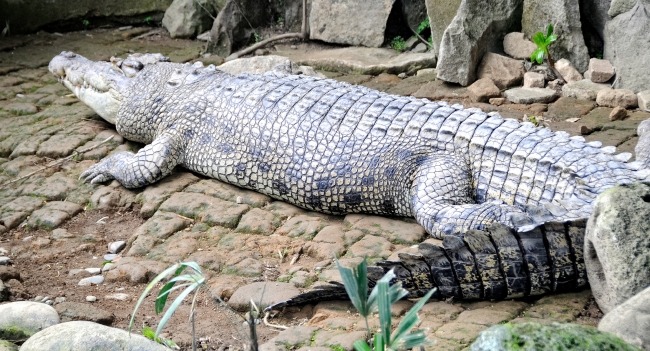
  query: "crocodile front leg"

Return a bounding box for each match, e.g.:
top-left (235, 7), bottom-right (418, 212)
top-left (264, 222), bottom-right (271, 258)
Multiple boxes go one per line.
top-left (411, 154), bottom-right (539, 238)
top-left (80, 132), bottom-right (184, 188)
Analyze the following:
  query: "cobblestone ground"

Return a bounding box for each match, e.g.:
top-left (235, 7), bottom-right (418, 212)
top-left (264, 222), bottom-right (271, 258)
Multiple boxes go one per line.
top-left (0, 28), bottom-right (646, 350)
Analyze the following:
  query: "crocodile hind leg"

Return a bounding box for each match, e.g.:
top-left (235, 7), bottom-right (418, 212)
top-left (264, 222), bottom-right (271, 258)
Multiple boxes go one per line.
top-left (412, 154), bottom-right (539, 239)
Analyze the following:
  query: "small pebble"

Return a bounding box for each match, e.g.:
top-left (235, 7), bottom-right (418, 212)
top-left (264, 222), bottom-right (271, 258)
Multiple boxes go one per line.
top-left (78, 276), bottom-right (104, 286)
top-left (34, 296), bottom-right (44, 302)
top-left (609, 106), bottom-right (628, 121)
top-left (102, 263), bottom-right (115, 272)
top-left (86, 296), bottom-right (97, 302)
top-left (105, 293), bottom-right (129, 301)
top-left (103, 254), bottom-right (119, 261)
top-left (55, 297), bottom-right (66, 303)
top-left (22, 236), bottom-right (33, 242)
top-left (398, 73), bottom-right (407, 79)
top-left (290, 45), bottom-right (297, 49)
top-left (45, 300), bottom-right (53, 305)
top-left (41, 296), bottom-right (50, 302)
top-left (85, 268), bottom-right (101, 275)
top-left (0, 248), bottom-right (8, 256)
top-left (108, 241), bottom-right (126, 254)
top-left (0, 257), bottom-right (11, 265)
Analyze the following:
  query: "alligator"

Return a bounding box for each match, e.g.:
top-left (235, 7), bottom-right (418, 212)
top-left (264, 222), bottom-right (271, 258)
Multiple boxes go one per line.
top-left (49, 51), bottom-right (650, 304)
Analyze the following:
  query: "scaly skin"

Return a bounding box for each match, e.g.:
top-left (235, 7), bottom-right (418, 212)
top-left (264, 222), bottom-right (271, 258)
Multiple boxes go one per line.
top-left (49, 52), bottom-right (650, 302)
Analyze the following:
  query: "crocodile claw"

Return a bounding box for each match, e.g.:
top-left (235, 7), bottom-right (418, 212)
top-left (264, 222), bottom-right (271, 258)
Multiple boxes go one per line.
top-left (80, 161), bottom-right (115, 184)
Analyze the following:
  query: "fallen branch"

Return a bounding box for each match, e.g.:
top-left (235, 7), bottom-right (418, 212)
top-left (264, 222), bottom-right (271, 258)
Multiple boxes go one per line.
top-left (0, 136), bottom-right (114, 188)
top-left (225, 0), bottom-right (308, 61)
top-left (408, 26), bottom-right (430, 49)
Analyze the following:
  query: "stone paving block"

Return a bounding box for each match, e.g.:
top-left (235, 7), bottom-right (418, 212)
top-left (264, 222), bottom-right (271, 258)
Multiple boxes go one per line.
top-left (524, 289), bottom-right (592, 322)
top-left (9, 135), bottom-right (51, 158)
top-left (455, 309), bottom-right (513, 326)
top-left (3, 102), bottom-right (37, 115)
top-left (147, 231), bottom-right (200, 263)
top-left (158, 192), bottom-right (249, 228)
top-left (227, 282), bottom-right (300, 311)
top-left (269, 325), bottom-right (318, 348)
top-left (218, 233), bottom-right (249, 251)
top-left (127, 210), bottom-right (192, 256)
top-left (263, 201), bottom-right (306, 219)
top-left (424, 338), bottom-right (465, 351)
top-left (136, 171), bottom-right (200, 217)
top-left (184, 179), bottom-right (271, 208)
top-left (89, 186), bottom-right (136, 212)
top-left (0, 196), bottom-right (45, 214)
top-left (504, 88), bottom-right (557, 104)
top-left (319, 330), bottom-right (367, 351)
top-left (186, 248), bottom-right (227, 272)
top-left (103, 257), bottom-right (167, 284)
top-left (0, 212), bottom-right (28, 229)
top-left (562, 79), bottom-right (610, 101)
top-left (26, 201), bottom-right (82, 229)
top-left (545, 97), bottom-right (595, 121)
top-left (36, 132), bottom-right (95, 158)
top-left (434, 321), bottom-right (487, 343)
top-left (275, 215), bottom-right (328, 239)
top-left (347, 234), bottom-right (394, 258)
top-left (344, 214), bottom-right (426, 244)
top-left (20, 172), bottom-right (78, 200)
top-left (584, 129), bottom-right (636, 148)
top-left (235, 208), bottom-right (280, 234)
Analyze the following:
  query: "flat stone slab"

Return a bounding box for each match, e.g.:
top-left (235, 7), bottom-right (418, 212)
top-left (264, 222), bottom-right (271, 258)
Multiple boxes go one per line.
top-left (227, 282), bottom-right (300, 311)
top-left (504, 88), bottom-right (558, 104)
top-left (275, 45), bottom-right (437, 75)
top-left (158, 192), bottom-right (249, 228)
top-left (26, 201), bottom-right (82, 229)
top-left (562, 79), bottom-right (610, 101)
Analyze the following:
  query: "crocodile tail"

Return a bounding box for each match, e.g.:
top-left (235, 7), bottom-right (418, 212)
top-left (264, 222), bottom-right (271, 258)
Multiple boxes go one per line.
top-left (373, 221), bottom-right (588, 300)
top-left (265, 221), bottom-right (588, 311)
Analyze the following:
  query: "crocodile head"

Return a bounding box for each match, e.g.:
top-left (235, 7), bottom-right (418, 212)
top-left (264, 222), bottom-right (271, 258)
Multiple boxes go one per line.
top-left (48, 51), bottom-right (169, 124)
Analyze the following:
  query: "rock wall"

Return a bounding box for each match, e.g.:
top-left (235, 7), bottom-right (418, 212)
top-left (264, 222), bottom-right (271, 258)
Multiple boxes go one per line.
top-left (0, 0), bottom-right (173, 34)
top-left (424, 0), bottom-right (462, 56)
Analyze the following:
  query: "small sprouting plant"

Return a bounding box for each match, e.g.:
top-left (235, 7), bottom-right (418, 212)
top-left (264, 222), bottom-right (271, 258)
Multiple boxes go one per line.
top-left (142, 325), bottom-right (179, 349)
top-left (390, 36), bottom-right (407, 53)
top-left (277, 17), bottom-right (284, 24)
top-left (530, 24), bottom-right (557, 65)
top-left (416, 18), bottom-right (430, 35)
top-left (130, 262), bottom-right (258, 351)
top-left (336, 258), bottom-right (435, 351)
top-left (143, 16), bottom-right (153, 25)
top-left (253, 33), bottom-right (260, 44)
top-left (82, 19), bottom-right (90, 27)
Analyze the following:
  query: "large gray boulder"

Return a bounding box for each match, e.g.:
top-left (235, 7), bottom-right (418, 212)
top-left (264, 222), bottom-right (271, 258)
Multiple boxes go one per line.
top-left (635, 119), bottom-right (650, 163)
top-left (0, 0), bottom-right (172, 34)
top-left (424, 0), bottom-right (463, 56)
top-left (522, 0), bottom-right (590, 73)
top-left (470, 322), bottom-right (641, 351)
top-left (402, 0), bottom-right (429, 35)
top-left (584, 182), bottom-right (650, 314)
top-left (436, 0), bottom-right (523, 86)
top-left (309, 0), bottom-right (395, 47)
top-left (20, 321), bottom-right (171, 351)
top-left (599, 286), bottom-right (650, 351)
top-left (604, 1), bottom-right (650, 93)
top-left (609, 0), bottom-right (638, 17)
top-left (162, 0), bottom-right (221, 38)
top-left (0, 301), bottom-right (59, 340)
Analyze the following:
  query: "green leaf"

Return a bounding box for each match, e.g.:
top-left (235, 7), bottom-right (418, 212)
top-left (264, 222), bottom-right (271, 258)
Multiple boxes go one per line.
top-left (546, 23), bottom-right (554, 38)
top-left (530, 48), bottom-right (544, 64)
top-left (155, 265), bottom-right (193, 314)
top-left (353, 340), bottom-right (373, 351)
top-left (390, 288), bottom-right (436, 344)
top-left (336, 258), bottom-right (370, 317)
top-left (531, 31), bottom-right (546, 47)
top-left (129, 263), bottom-right (181, 333)
top-left (155, 279), bottom-right (203, 338)
top-left (374, 332), bottom-right (385, 351)
top-left (546, 33), bottom-right (557, 44)
top-left (400, 330), bottom-right (429, 350)
top-left (377, 280), bottom-right (392, 347)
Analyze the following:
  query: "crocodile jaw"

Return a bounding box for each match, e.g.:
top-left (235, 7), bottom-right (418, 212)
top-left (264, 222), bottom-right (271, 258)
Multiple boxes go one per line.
top-left (49, 51), bottom-right (129, 124)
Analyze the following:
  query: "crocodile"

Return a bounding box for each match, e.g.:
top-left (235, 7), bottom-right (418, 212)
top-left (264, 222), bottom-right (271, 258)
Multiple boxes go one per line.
top-left (49, 51), bottom-right (650, 303)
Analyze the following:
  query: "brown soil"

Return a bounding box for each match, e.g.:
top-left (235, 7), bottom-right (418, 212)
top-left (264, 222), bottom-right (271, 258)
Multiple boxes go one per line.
top-left (2, 207), bottom-right (308, 350)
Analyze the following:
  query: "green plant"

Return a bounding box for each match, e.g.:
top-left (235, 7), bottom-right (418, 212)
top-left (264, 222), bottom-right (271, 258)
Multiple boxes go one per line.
top-left (143, 16), bottom-right (153, 25)
top-left (82, 19), bottom-right (90, 27)
top-left (416, 18), bottom-right (430, 35)
top-left (530, 24), bottom-right (557, 65)
top-left (390, 36), bottom-right (407, 53)
top-left (142, 325), bottom-right (179, 349)
top-left (336, 258), bottom-right (435, 351)
top-left (253, 33), bottom-right (260, 44)
top-left (130, 262), bottom-right (258, 351)
top-left (277, 17), bottom-right (284, 24)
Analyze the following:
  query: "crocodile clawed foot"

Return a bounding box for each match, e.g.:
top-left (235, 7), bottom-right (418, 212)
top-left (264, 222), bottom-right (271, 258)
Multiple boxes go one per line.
top-left (79, 162), bottom-right (115, 184)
